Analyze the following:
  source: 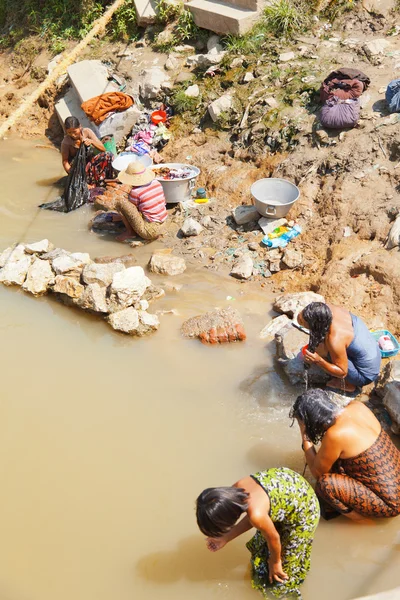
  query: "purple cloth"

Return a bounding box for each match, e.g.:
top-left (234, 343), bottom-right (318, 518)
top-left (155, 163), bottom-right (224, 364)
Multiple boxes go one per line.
top-left (320, 97), bottom-right (360, 129)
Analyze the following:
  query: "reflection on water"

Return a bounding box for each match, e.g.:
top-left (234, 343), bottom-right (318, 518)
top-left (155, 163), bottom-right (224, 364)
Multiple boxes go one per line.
top-left (0, 138), bottom-right (398, 600)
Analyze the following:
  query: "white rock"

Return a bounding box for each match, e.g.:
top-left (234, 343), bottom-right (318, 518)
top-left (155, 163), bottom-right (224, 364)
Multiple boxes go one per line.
top-left (243, 72), bottom-right (254, 83)
top-left (71, 252), bottom-right (91, 264)
top-left (148, 252), bottom-right (186, 276)
top-left (52, 275), bottom-right (84, 299)
top-left (181, 217), bottom-right (203, 237)
top-left (186, 52), bottom-right (225, 68)
top-left (279, 51), bottom-right (296, 62)
top-left (24, 239), bottom-right (54, 254)
top-left (108, 307), bottom-right (140, 334)
top-left (77, 283), bottom-right (109, 313)
top-left (139, 67), bottom-right (171, 99)
top-left (0, 254), bottom-right (32, 286)
top-left (208, 94), bottom-right (233, 122)
top-left (274, 291), bottom-right (325, 318)
top-left (184, 84), bottom-right (200, 98)
top-left (139, 299), bottom-right (149, 311)
top-left (22, 258), bottom-right (55, 296)
top-left (282, 248), bottom-right (303, 269)
top-left (137, 310), bottom-right (160, 335)
top-left (207, 35), bottom-right (223, 54)
top-left (260, 314), bottom-right (291, 339)
top-left (0, 244), bottom-right (26, 268)
top-left (363, 39), bottom-right (389, 57)
top-left (265, 97), bottom-right (279, 109)
top-left (52, 254), bottom-right (88, 276)
top-left (82, 262), bottom-right (125, 287)
top-left (232, 205), bottom-right (260, 225)
top-left (230, 255), bottom-right (253, 280)
top-left (386, 215), bottom-right (400, 249)
top-left (230, 57), bottom-right (244, 68)
top-left (165, 55), bottom-right (179, 71)
top-left (110, 266), bottom-right (151, 308)
top-left (258, 217), bottom-right (288, 235)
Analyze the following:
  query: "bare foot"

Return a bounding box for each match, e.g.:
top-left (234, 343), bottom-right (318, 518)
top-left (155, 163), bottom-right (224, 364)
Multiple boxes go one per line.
top-left (115, 231), bottom-right (134, 242)
top-left (327, 378), bottom-right (356, 393)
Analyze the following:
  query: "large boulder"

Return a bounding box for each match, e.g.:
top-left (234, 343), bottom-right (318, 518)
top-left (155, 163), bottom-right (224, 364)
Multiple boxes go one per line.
top-left (22, 258), bottom-right (55, 296)
top-left (0, 254), bottom-right (32, 286)
top-left (148, 251), bottom-right (186, 276)
top-left (181, 306), bottom-right (246, 344)
top-left (260, 315), bottom-right (291, 340)
top-left (82, 262), bottom-right (125, 287)
top-left (273, 291), bottom-right (325, 318)
top-left (275, 326), bottom-right (330, 385)
top-left (109, 266), bottom-right (150, 308)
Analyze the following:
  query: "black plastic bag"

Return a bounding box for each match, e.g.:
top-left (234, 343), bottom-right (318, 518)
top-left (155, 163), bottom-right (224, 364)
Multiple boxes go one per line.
top-left (39, 143), bottom-right (90, 212)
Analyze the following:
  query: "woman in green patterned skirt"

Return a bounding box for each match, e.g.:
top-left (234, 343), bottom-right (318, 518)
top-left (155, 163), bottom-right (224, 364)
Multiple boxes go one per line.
top-left (196, 467), bottom-right (320, 599)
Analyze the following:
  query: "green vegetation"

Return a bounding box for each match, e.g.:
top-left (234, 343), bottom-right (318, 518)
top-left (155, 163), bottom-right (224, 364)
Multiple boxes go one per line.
top-left (153, 5), bottom-right (203, 52)
top-left (156, 0), bottom-right (181, 25)
top-left (320, 0), bottom-right (357, 21)
top-left (171, 88), bottom-right (200, 113)
top-left (263, 0), bottom-right (310, 36)
top-left (0, 0), bottom-right (139, 50)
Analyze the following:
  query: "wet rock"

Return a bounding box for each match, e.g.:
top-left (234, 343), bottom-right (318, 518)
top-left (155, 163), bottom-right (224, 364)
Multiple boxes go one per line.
top-left (275, 327), bottom-right (330, 385)
top-left (184, 84), bottom-right (200, 98)
top-left (108, 307), bottom-right (140, 334)
top-left (52, 275), bottom-right (84, 299)
top-left (274, 291), bottom-right (325, 318)
top-left (381, 360), bottom-right (400, 434)
top-left (22, 258), bottom-right (55, 296)
top-left (386, 215), bottom-right (400, 250)
top-left (163, 281), bottom-right (183, 293)
top-left (82, 262), bottom-right (125, 287)
top-left (181, 306), bottom-right (246, 344)
top-left (94, 254), bottom-right (137, 267)
top-left (279, 51), bottom-right (296, 62)
top-left (142, 284), bottom-right (165, 303)
top-left (109, 266), bottom-right (150, 308)
top-left (76, 283), bottom-right (109, 313)
top-left (52, 254), bottom-right (89, 277)
top-left (230, 255), bottom-right (253, 280)
top-left (0, 244), bottom-right (26, 268)
top-left (232, 205), bottom-right (260, 225)
top-left (0, 254), bottom-right (32, 286)
top-left (148, 251), bottom-right (186, 276)
top-left (282, 247), bottom-right (303, 269)
top-left (260, 314), bottom-right (291, 339)
top-left (180, 217), bottom-right (203, 237)
top-left (139, 67), bottom-right (171, 99)
top-left (137, 310), bottom-right (160, 335)
top-left (24, 239), bottom-right (54, 255)
top-left (363, 39), bottom-right (389, 58)
top-left (208, 95), bottom-right (233, 122)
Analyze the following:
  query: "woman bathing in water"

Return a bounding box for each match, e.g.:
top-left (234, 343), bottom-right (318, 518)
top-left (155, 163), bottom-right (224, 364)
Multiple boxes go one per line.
top-left (196, 468), bottom-right (319, 598)
top-left (291, 388), bottom-right (400, 522)
top-left (61, 116), bottom-right (114, 187)
top-left (298, 302), bottom-right (381, 396)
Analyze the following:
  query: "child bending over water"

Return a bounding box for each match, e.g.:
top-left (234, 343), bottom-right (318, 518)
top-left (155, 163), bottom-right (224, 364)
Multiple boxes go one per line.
top-left (196, 467), bottom-right (319, 598)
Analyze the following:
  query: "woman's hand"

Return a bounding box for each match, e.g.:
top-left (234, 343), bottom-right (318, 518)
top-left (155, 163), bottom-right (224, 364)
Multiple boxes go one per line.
top-left (303, 349), bottom-right (322, 365)
top-left (82, 136), bottom-right (92, 147)
top-left (268, 558), bottom-right (288, 584)
top-left (206, 536), bottom-right (228, 552)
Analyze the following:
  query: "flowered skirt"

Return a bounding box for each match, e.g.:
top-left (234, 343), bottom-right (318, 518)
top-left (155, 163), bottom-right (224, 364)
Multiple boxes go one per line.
top-left (85, 152), bottom-right (114, 187)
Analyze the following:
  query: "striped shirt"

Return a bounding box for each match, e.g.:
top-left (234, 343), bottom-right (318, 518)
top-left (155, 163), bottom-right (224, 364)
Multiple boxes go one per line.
top-left (129, 180), bottom-right (168, 223)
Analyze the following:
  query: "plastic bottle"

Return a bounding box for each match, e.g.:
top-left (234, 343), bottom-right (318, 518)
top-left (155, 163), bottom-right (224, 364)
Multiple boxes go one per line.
top-left (268, 226), bottom-right (290, 239)
top-left (262, 224), bottom-right (302, 248)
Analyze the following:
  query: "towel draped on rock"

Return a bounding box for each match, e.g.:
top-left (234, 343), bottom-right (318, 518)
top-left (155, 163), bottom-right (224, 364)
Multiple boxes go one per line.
top-left (81, 92), bottom-right (134, 125)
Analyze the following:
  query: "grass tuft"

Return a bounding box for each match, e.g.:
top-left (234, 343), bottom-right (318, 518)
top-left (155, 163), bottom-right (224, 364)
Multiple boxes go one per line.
top-left (264, 0), bottom-right (310, 36)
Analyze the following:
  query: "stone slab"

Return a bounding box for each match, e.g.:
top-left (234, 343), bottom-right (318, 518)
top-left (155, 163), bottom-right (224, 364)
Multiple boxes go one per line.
top-left (134, 0), bottom-right (157, 25)
top-left (187, 0), bottom-right (260, 35)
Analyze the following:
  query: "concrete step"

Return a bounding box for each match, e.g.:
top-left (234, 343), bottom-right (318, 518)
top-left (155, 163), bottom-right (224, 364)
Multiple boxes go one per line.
top-left (55, 88), bottom-right (101, 135)
top-left (187, 0), bottom-right (260, 35)
top-left (67, 60), bottom-right (118, 104)
top-left (133, 0), bottom-right (157, 25)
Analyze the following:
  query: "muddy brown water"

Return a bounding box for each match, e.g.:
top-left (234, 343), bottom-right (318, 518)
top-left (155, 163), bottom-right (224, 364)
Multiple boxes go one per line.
top-left (0, 139), bottom-right (398, 600)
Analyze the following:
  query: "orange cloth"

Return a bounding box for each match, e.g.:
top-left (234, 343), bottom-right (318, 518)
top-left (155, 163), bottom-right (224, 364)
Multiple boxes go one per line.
top-left (81, 92), bottom-right (134, 125)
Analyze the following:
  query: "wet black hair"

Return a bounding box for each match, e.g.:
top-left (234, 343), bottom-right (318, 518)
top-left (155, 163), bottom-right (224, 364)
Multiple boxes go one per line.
top-left (196, 487), bottom-right (249, 537)
top-left (65, 116), bottom-right (80, 129)
top-left (289, 388), bottom-right (340, 444)
top-left (302, 302), bottom-right (333, 353)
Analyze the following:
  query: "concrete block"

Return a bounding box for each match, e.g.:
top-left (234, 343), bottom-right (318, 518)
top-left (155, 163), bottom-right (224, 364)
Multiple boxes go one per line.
top-left (55, 88), bottom-right (101, 134)
top-left (187, 0), bottom-right (260, 35)
top-left (67, 60), bottom-right (118, 104)
top-left (134, 0), bottom-right (157, 25)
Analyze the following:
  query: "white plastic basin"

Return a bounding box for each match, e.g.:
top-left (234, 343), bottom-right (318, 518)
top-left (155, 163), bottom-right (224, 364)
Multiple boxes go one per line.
top-left (112, 152), bottom-right (153, 172)
top-left (251, 178), bottom-right (300, 218)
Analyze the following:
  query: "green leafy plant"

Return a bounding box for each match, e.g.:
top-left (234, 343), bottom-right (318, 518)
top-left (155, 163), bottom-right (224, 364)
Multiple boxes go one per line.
top-left (107, 0), bottom-right (138, 40)
top-left (175, 7), bottom-right (200, 41)
top-left (156, 0), bottom-right (181, 25)
top-left (264, 0), bottom-right (309, 36)
top-left (171, 88), bottom-right (199, 113)
top-left (320, 0), bottom-right (357, 21)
